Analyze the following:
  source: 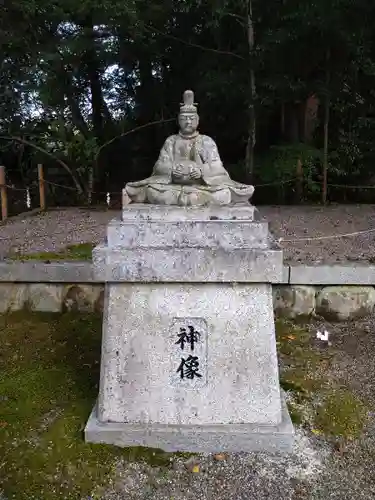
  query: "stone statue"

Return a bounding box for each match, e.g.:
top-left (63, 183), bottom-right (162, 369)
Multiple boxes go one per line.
top-left (125, 90), bottom-right (254, 206)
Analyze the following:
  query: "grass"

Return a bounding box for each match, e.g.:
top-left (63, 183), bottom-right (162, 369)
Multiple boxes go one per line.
top-left (275, 318), bottom-right (369, 440)
top-left (0, 311), bottom-right (177, 500)
top-left (8, 243), bottom-right (94, 262)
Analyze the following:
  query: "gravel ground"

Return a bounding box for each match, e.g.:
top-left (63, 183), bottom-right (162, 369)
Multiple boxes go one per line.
top-left (261, 204), bottom-right (375, 265)
top-left (94, 315), bottom-right (375, 500)
top-left (1, 204), bottom-right (375, 264)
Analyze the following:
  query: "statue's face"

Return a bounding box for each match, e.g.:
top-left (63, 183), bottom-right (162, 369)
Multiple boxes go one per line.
top-left (178, 113), bottom-right (199, 135)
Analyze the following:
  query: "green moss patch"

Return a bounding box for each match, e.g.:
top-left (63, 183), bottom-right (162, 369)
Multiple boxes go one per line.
top-left (8, 242), bottom-right (94, 262)
top-left (276, 319), bottom-right (369, 440)
top-left (314, 389), bottom-right (368, 440)
top-left (0, 311), bottom-right (177, 500)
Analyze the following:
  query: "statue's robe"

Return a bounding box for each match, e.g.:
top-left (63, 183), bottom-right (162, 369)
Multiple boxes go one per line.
top-left (125, 134), bottom-right (254, 205)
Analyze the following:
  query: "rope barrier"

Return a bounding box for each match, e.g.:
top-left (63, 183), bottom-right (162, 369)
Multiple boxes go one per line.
top-left (3, 177), bottom-right (299, 193)
top-left (256, 178), bottom-right (295, 187)
top-left (43, 180), bottom-right (77, 191)
top-left (2, 227), bottom-right (375, 244)
top-left (327, 182), bottom-right (375, 190)
top-left (2, 184), bottom-right (28, 192)
top-left (278, 227), bottom-right (375, 243)
top-left (2, 175), bottom-right (375, 236)
top-left (6, 177), bottom-right (375, 194)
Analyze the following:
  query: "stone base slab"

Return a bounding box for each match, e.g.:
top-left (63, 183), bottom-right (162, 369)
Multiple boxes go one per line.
top-left (85, 394), bottom-right (294, 454)
top-left (121, 200), bottom-right (257, 222)
top-left (92, 245), bottom-right (283, 282)
top-left (106, 219), bottom-right (270, 250)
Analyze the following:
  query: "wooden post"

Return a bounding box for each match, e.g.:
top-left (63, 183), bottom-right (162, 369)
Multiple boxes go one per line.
top-left (0, 166), bottom-right (8, 221)
top-left (296, 158), bottom-right (303, 203)
top-left (38, 163), bottom-right (46, 211)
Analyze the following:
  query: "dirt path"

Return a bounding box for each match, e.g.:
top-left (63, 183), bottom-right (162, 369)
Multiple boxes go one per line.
top-left (1, 205), bottom-right (375, 264)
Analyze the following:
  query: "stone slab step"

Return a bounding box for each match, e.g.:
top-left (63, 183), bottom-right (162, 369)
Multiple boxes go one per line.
top-left (93, 244), bottom-right (283, 283)
top-left (121, 202), bottom-right (256, 222)
top-left (107, 219), bottom-right (270, 250)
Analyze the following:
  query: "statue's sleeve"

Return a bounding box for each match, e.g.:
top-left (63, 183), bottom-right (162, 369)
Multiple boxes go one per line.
top-left (200, 137), bottom-right (231, 185)
top-left (152, 137), bottom-right (174, 178)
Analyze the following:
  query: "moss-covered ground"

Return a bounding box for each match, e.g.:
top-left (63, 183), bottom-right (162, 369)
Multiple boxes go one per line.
top-left (0, 313), bottom-right (370, 499)
top-left (0, 311), bottom-right (180, 500)
top-left (8, 243), bottom-right (94, 262)
top-left (276, 318), bottom-right (369, 441)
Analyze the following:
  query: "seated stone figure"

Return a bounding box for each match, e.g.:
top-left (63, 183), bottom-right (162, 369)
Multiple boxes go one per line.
top-left (125, 90), bottom-right (254, 206)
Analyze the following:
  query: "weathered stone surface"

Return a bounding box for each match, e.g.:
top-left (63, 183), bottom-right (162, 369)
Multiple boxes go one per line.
top-left (88, 189), bottom-right (297, 453)
top-left (93, 246), bottom-right (283, 283)
top-left (0, 262), bottom-right (94, 282)
top-left (97, 282), bottom-right (282, 426)
top-left (282, 266), bottom-right (290, 284)
top-left (316, 286), bottom-right (375, 320)
top-left (107, 219), bottom-right (269, 250)
top-left (290, 265), bottom-right (375, 285)
top-left (0, 279), bottom-right (373, 321)
top-left (63, 285), bottom-right (102, 312)
top-left (27, 284), bottom-right (63, 312)
top-left (85, 395), bottom-right (294, 453)
top-left (0, 283), bottom-right (27, 312)
top-left (122, 202), bottom-right (255, 222)
top-left (94, 288), bottom-right (105, 313)
top-left (273, 285), bottom-right (316, 318)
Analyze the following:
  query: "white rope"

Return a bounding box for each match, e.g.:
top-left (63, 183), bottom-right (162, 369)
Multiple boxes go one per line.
top-left (278, 228), bottom-right (375, 243)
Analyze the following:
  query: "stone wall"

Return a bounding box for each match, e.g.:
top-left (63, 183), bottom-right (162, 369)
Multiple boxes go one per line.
top-left (1, 262), bottom-right (375, 320)
top-left (0, 282), bottom-right (104, 314)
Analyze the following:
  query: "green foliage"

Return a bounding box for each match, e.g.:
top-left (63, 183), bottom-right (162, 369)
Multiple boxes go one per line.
top-left (255, 143), bottom-right (322, 202)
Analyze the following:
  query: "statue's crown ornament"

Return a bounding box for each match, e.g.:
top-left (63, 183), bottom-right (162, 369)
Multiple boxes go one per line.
top-left (179, 90), bottom-right (198, 114)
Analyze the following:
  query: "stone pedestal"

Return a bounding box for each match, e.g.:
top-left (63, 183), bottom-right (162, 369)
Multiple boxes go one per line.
top-left (85, 198), bottom-right (294, 453)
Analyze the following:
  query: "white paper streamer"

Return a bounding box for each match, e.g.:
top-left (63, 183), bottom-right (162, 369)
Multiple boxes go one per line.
top-left (26, 188), bottom-right (31, 209)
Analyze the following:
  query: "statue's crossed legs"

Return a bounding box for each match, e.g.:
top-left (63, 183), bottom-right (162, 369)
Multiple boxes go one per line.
top-left (147, 185), bottom-right (231, 206)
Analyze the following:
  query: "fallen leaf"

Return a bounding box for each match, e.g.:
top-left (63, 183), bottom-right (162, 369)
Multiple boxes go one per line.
top-left (311, 428), bottom-right (322, 436)
top-left (213, 453), bottom-right (227, 461)
top-left (192, 465), bottom-right (200, 473)
top-left (281, 335), bottom-right (296, 341)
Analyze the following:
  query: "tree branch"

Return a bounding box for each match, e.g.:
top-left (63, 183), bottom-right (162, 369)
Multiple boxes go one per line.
top-left (0, 136), bottom-right (83, 194)
top-left (144, 24), bottom-right (244, 60)
top-left (95, 118), bottom-right (176, 161)
top-left (222, 12), bottom-right (247, 29)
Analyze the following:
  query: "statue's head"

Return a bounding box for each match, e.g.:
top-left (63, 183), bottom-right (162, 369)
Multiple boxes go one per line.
top-left (178, 90), bottom-right (199, 136)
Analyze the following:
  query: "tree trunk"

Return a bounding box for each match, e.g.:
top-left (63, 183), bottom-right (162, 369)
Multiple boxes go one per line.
top-left (322, 49), bottom-right (330, 205)
top-left (137, 54), bottom-right (155, 125)
top-left (280, 102), bottom-right (285, 139)
top-left (245, 0), bottom-right (256, 183)
top-left (60, 66), bottom-right (91, 139)
top-left (81, 20), bottom-right (109, 204)
top-left (82, 22), bottom-right (105, 144)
